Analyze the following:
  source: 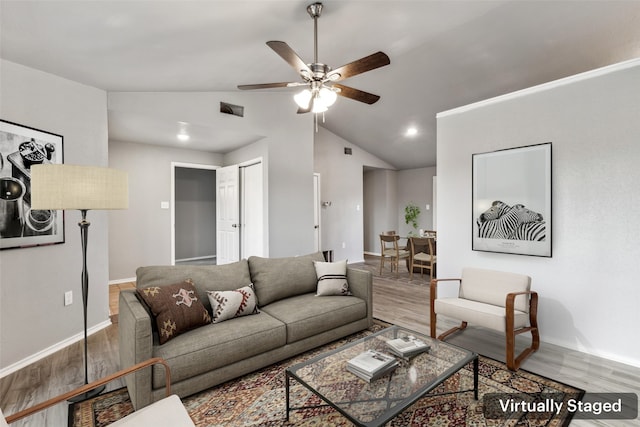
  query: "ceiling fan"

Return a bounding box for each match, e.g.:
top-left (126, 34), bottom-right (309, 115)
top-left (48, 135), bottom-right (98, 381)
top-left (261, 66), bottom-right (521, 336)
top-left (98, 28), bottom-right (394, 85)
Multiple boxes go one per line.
top-left (237, 2), bottom-right (390, 114)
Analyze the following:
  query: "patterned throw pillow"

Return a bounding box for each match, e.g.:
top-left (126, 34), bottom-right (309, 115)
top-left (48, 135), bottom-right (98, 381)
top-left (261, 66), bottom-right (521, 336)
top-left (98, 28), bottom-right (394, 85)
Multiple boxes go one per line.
top-left (314, 260), bottom-right (351, 296)
top-left (137, 279), bottom-right (212, 344)
top-left (207, 284), bottom-right (260, 324)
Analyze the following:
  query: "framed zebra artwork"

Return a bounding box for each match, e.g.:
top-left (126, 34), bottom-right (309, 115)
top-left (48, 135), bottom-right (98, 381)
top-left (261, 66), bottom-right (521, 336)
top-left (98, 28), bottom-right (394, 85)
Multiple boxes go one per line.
top-left (472, 142), bottom-right (551, 257)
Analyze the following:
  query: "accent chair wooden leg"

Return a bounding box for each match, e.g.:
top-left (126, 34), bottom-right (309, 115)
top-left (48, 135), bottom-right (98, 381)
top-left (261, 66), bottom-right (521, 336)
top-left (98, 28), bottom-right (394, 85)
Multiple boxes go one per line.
top-left (506, 293), bottom-right (540, 370)
top-left (438, 321), bottom-right (468, 341)
top-left (430, 312), bottom-right (436, 338)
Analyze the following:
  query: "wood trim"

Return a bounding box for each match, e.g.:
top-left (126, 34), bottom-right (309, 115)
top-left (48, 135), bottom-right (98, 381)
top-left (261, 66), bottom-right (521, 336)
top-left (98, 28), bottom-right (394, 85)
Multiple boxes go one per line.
top-left (5, 358), bottom-right (171, 424)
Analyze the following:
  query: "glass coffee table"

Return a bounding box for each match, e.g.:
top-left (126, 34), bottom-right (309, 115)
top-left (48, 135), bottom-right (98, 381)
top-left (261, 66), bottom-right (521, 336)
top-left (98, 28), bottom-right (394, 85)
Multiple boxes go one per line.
top-left (285, 326), bottom-right (478, 426)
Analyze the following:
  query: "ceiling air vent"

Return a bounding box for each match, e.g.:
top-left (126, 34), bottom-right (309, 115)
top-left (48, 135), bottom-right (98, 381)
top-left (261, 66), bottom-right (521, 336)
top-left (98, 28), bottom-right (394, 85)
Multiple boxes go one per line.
top-left (220, 102), bottom-right (244, 117)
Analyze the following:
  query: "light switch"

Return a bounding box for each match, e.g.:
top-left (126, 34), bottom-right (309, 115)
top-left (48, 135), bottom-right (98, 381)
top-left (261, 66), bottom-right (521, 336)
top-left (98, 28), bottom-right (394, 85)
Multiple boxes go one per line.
top-left (161, 201), bottom-right (170, 209)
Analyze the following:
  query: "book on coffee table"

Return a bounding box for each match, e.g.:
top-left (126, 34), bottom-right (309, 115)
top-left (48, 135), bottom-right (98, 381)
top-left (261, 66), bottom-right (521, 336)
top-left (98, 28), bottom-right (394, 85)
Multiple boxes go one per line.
top-left (346, 350), bottom-right (399, 382)
top-left (386, 336), bottom-right (430, 358)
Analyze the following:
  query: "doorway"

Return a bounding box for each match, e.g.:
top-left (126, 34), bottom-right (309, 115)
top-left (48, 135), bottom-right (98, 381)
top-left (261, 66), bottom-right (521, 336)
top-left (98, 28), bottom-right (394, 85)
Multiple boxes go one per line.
top-left (172, 160), bottom-right (266, 266)
top-left (172, 163), bottom-right (218, 265)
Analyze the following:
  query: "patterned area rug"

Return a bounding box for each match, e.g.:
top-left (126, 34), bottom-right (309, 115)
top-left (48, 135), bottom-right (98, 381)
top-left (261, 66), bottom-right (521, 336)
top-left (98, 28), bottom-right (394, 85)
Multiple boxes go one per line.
top-left (69, 326), bottom-right (583, 427)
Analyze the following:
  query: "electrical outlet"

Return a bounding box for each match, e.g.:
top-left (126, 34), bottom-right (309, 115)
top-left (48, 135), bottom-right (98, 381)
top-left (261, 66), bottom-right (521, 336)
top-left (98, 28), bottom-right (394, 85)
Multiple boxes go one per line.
top-left (342, 242), bottom-right (346, 249)
top-left (64, 291), bottom-right (73, 306)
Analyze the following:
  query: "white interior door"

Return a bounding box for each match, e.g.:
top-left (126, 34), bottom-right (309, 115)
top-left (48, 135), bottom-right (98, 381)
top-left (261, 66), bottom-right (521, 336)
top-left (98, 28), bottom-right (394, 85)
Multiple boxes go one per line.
top-left (241, 161), bottom-right (264, 258)
top-left (216, 164), bottom-right (239, 264)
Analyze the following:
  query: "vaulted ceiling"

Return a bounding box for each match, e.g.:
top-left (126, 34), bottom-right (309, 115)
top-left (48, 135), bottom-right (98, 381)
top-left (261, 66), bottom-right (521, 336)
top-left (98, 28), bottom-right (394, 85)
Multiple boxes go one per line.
top-left (2, 1), bottom-right (639, 169)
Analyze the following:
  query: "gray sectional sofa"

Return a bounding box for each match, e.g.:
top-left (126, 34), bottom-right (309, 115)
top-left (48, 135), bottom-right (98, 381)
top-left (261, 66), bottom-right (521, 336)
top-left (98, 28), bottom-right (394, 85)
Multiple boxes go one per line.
top-left (118, 252), bottom-right (373, 409)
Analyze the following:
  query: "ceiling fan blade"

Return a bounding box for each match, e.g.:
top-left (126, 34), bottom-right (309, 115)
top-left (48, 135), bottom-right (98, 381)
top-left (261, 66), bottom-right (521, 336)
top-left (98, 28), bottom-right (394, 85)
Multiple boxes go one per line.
top-left (267, 41), bottom-right (312, 76)
top-left (237, 82), bottom-right (294, 90)
top-left (328, 51), bottom-right (390, 82)
top-left (333, 84), bottom-right (381, 104)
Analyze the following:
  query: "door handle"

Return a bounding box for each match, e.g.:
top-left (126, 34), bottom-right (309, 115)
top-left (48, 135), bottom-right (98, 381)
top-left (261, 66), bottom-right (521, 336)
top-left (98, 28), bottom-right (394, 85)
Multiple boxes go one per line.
top-left (314, 225), bottom-right (319, 229)
top-left (232, 224), bottom-right (239, 228)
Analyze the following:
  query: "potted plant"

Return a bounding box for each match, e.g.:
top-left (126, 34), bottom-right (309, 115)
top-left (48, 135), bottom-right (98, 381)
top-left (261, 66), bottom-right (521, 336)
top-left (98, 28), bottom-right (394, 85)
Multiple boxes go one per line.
top-left (404, 202), bottom-right (421, 235)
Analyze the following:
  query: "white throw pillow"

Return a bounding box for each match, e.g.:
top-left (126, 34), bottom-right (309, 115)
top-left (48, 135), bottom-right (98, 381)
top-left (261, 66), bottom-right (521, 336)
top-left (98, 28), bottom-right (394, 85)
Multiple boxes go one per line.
top-left (207, 284), bottom-right (260, 324)
top-left (314, 260), bottom-right (351, 296)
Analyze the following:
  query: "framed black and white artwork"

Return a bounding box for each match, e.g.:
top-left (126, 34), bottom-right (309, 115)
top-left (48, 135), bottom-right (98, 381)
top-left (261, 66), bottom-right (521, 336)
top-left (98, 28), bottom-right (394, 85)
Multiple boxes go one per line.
top-left (472, 142), bottom-right (551, 257)
top-left (0, 119), bottom-right (64, 250)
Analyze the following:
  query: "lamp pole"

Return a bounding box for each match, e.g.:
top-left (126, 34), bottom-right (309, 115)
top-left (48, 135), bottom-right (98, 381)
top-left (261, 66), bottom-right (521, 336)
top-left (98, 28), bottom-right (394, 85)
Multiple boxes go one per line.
top-left (68, 209), bottom-right (105, 402)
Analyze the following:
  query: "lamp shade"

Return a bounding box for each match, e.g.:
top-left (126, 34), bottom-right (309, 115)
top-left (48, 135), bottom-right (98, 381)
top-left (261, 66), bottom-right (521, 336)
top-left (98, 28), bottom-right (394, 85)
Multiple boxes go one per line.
top-left (30, 164), bottom-right (128, 210)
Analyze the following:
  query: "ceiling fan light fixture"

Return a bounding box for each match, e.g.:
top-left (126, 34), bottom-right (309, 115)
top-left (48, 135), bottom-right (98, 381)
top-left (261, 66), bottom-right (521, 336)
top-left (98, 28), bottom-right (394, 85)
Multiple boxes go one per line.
top-left (319, 87), bottom-right (337, 107)
top-left (311, 96), bottom-right (328, 113)
top-left (294, 89), bottom-right (312, 109)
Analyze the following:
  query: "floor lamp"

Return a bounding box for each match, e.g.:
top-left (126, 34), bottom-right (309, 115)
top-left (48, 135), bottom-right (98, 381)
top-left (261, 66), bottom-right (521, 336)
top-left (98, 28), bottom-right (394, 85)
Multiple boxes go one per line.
top-left (31, 164), bottom-right (128, 401)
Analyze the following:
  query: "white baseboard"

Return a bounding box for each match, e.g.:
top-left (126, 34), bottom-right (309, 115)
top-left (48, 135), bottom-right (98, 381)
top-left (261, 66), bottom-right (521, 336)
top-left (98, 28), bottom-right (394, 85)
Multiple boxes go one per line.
top-left (0, 320), bottom-right (112, 378)
top-left (109, 277), bottom-right (136, 285)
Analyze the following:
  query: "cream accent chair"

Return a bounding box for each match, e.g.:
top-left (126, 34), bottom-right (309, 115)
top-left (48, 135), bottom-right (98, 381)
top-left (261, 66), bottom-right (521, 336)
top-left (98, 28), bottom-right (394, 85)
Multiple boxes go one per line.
top-left (379, 234), bottom-right (410, 277)
top-left (2, 358), bottom-right (194, 426)
top-left (430, 268), bottom-right (539, 371)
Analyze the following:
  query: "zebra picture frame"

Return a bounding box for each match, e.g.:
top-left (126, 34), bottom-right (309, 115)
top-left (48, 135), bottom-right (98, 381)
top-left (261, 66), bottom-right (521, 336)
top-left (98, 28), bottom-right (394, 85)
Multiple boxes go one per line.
top-left (472, 142), bottom-right (552, 257)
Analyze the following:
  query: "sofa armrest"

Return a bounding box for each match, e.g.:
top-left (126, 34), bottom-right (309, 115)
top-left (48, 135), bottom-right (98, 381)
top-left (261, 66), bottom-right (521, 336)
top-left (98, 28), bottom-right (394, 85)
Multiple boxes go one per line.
top-left (118, 289), bottom-right (155, 410)
top-left (347, 267), bottom-right (373, 326)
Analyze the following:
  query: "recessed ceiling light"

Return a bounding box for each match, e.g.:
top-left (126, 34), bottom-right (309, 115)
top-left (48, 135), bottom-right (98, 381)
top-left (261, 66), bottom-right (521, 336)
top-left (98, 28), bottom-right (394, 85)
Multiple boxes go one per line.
top-left (177, 133), bottom-right (190, 142)
top-left (405, 127), bottom-right (418, 137)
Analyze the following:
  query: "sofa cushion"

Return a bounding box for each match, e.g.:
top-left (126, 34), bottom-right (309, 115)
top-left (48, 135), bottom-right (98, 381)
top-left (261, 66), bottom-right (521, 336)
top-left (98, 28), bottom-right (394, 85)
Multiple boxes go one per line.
top-left (248, 252), bottom-right (325, 306)
top-left (137, 280), bottom-right (212, 345)
top-left (434, 297), bottom-right (529, 332)
top-left (136, 260), bottom-right (252, 312)
top-left (314, 259), bottom-right (351, 296)
top-left (151, 312), bottom-right (286, 388)
top-left (261, 293), bottom-right (367, 343)
top-left (207, 284), bottom-right (259, 324)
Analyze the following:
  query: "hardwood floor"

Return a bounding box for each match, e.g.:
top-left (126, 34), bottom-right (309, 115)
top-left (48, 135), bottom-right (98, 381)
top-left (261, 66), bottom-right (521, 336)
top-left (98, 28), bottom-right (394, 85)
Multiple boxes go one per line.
top-left (2, 257), bottom-right (639, 426)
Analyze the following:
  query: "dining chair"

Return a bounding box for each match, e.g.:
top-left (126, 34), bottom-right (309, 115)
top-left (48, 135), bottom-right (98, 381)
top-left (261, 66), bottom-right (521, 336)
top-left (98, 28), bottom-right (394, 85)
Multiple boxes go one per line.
top-left (423, 230), bottom-right (437, 238)
top-left (379, 234), bottom-right (410, 277)
top-left (409, 236), bottom-right (436, 281)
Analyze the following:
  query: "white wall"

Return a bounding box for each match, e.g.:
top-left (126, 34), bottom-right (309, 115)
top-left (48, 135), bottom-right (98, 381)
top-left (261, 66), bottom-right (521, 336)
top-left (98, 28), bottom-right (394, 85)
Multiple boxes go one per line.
top-left (436, 59), bottom-right (640, 367)
top-left (108, 91), bottom-right (314, 281)
top-left (363, 169), bottom-right (397, 253)
top-left (396, 167), bottom-right (437, 236)
top-left (0, 60), bottom-right (109, 372)
top-left (314, 127), bottom-right (395, 262)
top-left (362, 167), bottom-right (437, 254)
top-left (108, 140), bottom-right (223, 280)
